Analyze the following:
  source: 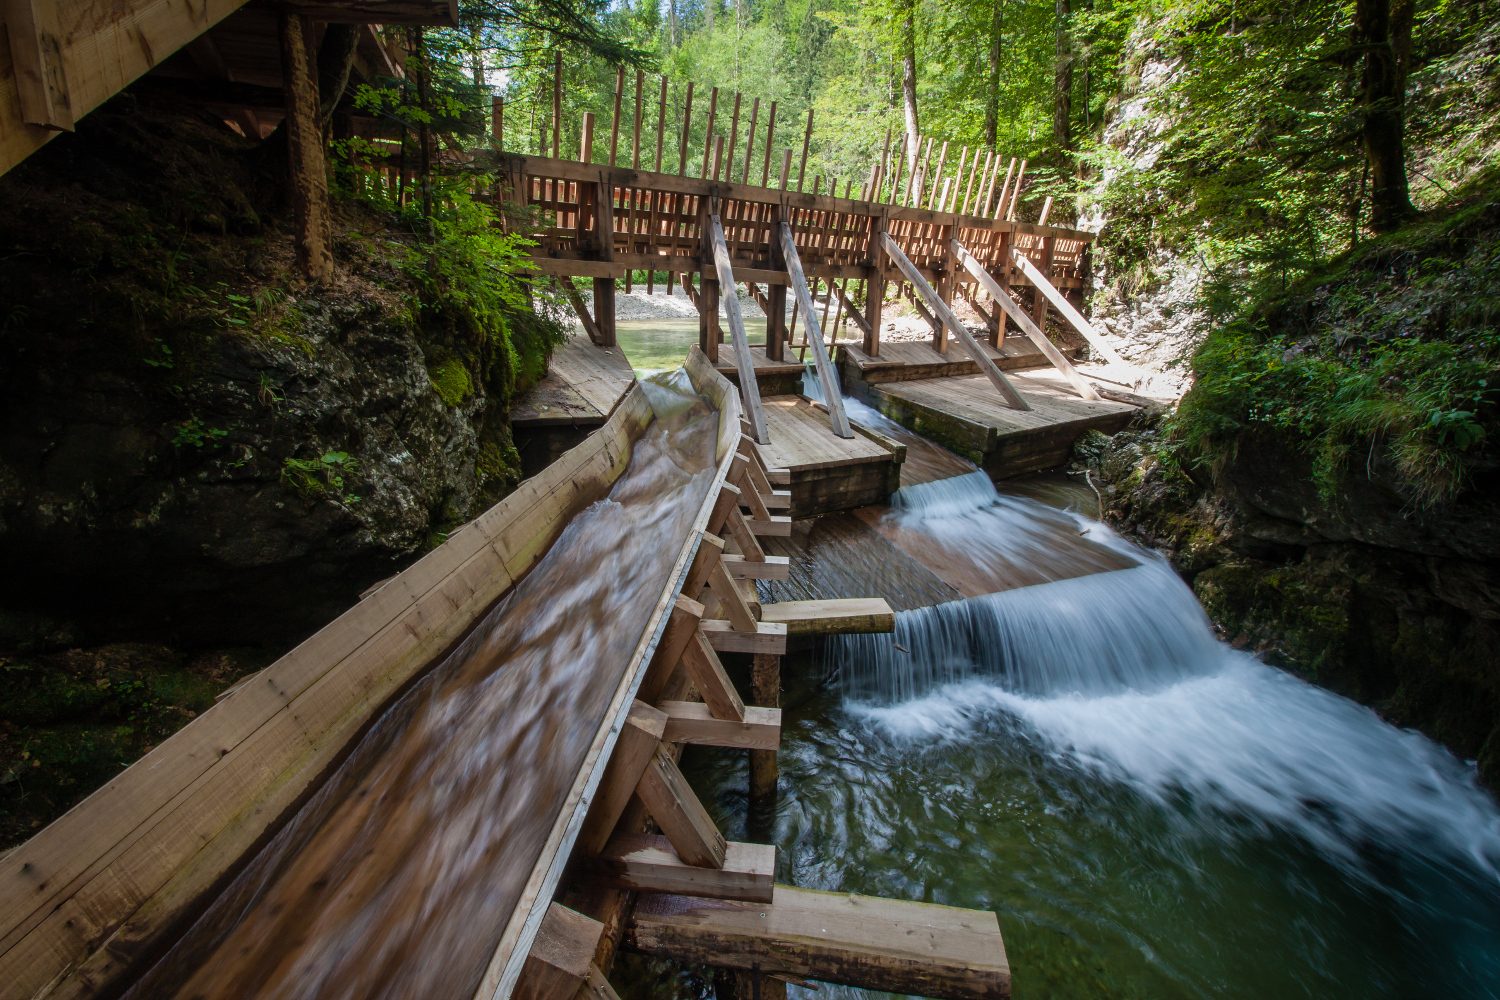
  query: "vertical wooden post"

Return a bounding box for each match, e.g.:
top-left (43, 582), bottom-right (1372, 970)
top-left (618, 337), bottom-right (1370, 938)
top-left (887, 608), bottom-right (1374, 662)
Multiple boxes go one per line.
top-left (632, 70), bottom-right (644, 168)
top-left (551, 50), bottom-right (562, 159)
top-left (742, 97), bottom-right (759, 185)
top-left (280, 12), bottom-right (332, 282)
top-left (1030, 234), bottom-right (1056, 333)
top-left (698, 197), bottom-right (720, 362)
top-left (796, 109), bottom-right (814, 192)
top-left (865, 213), bottom-right (887, 357)
top-left (678, 81), bottom-right (695, 175)
top-left (748, 651), bottom-right (780, 834)
top-left (701, 87), bottom-right (719, 180)
top-left (595, 176), bottom-right (616, 347)
top-left (608, 65), bottom-right (624, 165)
top-left (761, 102), bottom-right (777, 187)
top-left (993, 229), bottom-right (1011, 348)
top-left (491, 96), bottom-right (503, 150)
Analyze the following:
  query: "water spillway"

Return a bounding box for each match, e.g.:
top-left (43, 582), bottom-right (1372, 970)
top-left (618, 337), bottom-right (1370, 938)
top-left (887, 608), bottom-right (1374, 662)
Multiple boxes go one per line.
top-left (131, 374), bottom-right (720, 998)
top-left (703, 469), bottom-right (1500, 998)
top-left (0, 354), bottom-right (746, 1000)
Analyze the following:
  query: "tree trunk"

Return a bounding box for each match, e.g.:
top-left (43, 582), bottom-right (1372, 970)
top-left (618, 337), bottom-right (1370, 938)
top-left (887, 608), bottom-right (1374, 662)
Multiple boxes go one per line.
top-left (1052, 0), bottom-right (1073, 156)
top-left (900, 0), bottom-right (919, 175)
top-left (984, 0), bottom-right (1003, 149)
top-left (280, 12), bottom-right (333, 282)
top-left (1355, 0), bottom-right (1416, 232)
top-left (468, 22), bottom-right (486, 88)
top-left (667, 0), bottom-right (679, 47)
top-left (705, 0), bottom-right (715, 32)
top-left (316, 24), bottom-right (358, 128)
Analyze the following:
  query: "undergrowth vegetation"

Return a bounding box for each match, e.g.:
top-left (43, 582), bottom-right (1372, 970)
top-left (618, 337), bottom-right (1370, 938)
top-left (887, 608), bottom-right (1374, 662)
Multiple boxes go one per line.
top-left (1169, 173), bottom-right (1500, 505)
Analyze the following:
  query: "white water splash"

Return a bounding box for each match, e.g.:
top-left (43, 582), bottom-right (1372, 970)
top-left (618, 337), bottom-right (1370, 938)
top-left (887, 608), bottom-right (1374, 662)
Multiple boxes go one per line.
top-left (838, 473), bottom-right (1500, 882)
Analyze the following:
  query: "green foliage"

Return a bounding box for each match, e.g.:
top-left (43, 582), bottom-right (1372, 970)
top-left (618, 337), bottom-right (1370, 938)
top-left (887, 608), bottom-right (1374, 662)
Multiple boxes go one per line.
top-left (172, 416), bottom-right (228, 449)
top-left (1171, 183), bottom-right (1500, 505)
top-left (281, 450), bottom-right (363, 506)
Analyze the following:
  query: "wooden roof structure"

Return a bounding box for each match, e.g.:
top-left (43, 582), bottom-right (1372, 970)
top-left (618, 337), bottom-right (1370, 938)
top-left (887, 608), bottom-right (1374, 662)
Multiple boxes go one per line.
top-left (0, 0), bottom-right (456, 177)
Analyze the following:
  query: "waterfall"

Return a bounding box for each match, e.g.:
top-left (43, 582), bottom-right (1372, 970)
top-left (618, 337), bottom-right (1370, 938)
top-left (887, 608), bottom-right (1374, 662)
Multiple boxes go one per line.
top-left (832, 473), bottom-right (1500, 882)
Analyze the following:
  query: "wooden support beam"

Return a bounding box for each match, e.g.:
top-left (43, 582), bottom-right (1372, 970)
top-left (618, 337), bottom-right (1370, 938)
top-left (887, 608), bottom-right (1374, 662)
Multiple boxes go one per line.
top-left (682, 532), bottom-right (728, 602)
top-left (778, 220), bottom-right (853, 439)
top-left (680, 630), bottom-right (747, 721)
top-left (707, 560), bottom-right (759, 633)
top-left (951, 240), bottom-right (1097, 400)
top-left (708, 211), bottom-right (770, 444)
top-left (636, 746), bottom-right (727, 869)
top-left (3, 0), bottom-right (74, 131)
top-left (579, 965), bottom-right (621, 1000)
top-left (746, 515), bottom-right (793, 537)
top-left (721, 553), bottom-right (790, 581)
top-left (759, 598), bottom-right (895, 637)
top-left (577, 700), bottom-right (668, 855)
top-left (628, 887), bottom-right (1011, 1000)
top-left (701, 620), bottom-right (787, 656)
top-left (515, 904), bottom-right (605, 1000)
top-left (1009, 249), bottom-right (1128, 367)
top-left (641, 595), bottom-right (705, 704)
top-left (661, 703), bottom-right (781, 752)
top-left (559, 280), bottom-right (606, 346)
top-left (880, 233), bottom-right (1030, 411)
top-left (597, 834), bottom-right (774, 903)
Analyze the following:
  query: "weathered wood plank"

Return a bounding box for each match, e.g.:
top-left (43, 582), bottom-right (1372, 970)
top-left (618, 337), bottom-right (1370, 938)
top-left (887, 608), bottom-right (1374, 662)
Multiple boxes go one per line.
top-left (678, 631), bottom-right (746, 721)
top-left (759, 598), bottom-right (894, 636)
top-left (778, 219), bottom-right (853, 438)
top-left (707, 211), bottom-right (770, 444)
top-left (635, 747), bottom-right (727, 869)
top-left (700, 620), bottom-right (788, 656)
top-left (720, 554), bottom-right (790, 581)
top-left (1009, 249), bottom-right (1126, 367)
top-left (627, 886), bottom-right (1010, 1000)
top-left (661, 702), bottom-right (781, 751)
top-left (596, 834), bottom-right (774, 902)
top-left (515, 903), bottom-right (605, 1000)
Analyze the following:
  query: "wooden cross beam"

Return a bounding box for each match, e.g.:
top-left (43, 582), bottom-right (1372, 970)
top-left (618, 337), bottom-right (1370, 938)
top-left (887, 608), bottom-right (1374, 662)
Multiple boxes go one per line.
top-left (880, 233), bottom-right (1030, 411)
top-left (950, 240), bottom-right (1097, 401)
top-left (777, 220), bottom-right (853, 438)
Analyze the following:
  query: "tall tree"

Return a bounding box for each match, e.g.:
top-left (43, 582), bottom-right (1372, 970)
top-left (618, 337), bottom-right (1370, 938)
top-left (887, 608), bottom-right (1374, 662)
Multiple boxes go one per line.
top-left (984, 0), bottom-right (1004, 149)
top-left (899, 0), bottom-right (919, 173)
top-left (1355, 0), bottom-right (1416, 231)
top-left (1052, 0), bottom-right (1073, 156)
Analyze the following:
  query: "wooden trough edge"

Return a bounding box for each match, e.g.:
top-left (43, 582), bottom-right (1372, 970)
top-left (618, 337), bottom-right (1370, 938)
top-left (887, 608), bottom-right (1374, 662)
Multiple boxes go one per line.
top-left (0, 348), bottom-right (740, 1000)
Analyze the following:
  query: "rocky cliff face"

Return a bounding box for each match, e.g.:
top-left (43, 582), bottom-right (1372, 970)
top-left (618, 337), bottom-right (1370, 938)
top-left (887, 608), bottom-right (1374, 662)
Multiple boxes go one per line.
top-left (0, 95), bottom-right (553, 651)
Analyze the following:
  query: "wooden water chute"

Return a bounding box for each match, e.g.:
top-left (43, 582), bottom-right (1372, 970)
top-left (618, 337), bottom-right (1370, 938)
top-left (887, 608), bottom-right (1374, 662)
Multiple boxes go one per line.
top-left (0, 349), bottom-right (740, 1000)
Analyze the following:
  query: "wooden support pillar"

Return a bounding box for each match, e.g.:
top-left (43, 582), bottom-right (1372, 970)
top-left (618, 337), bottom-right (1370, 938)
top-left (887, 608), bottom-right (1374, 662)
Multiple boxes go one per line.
top-left (708, 208), bottom-right (770, 444)
top-left (993, 230), bottom-right (1012, 348)
top-left (748, 653), bottom-right (780, 838)
top-left (765, 207), bottom-right (788, 362)
top-left (5, 0), bottom-right (74, 130)
top-left (777, 219), bottom-right (853, 439)
top-left (865, 214), bottom-right (887, 357)
top-left (280, 12), bottom-right (333, 282)
top-left (594, 177), bottom-right (616, 347)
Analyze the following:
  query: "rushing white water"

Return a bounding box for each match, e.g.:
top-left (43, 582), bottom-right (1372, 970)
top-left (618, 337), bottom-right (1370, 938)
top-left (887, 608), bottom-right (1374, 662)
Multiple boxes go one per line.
top-left (835, 471), bottom-right (1500, 883)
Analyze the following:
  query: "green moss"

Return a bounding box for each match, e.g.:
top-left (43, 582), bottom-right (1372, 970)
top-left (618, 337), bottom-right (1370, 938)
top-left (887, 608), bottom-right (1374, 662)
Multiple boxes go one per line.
top-left (1170, 171), bottom-right (1500, 507)
top-left (428, 358), bottom-right (473, 407)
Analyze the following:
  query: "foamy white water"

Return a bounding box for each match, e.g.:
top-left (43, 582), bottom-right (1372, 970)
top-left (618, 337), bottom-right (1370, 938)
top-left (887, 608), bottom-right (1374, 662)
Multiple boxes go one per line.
top-left (838, 472), bottom-right (1500, 883)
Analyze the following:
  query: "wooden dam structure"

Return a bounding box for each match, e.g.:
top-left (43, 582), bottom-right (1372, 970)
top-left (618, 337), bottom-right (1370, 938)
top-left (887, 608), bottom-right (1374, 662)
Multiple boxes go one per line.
top-left (0, 4), bottom-right (1150, 997)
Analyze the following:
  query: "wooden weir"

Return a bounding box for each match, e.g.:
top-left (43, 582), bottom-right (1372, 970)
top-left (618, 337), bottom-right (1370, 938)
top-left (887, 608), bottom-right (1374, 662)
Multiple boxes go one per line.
top-left (0, 350), bottom-right (1007, 999)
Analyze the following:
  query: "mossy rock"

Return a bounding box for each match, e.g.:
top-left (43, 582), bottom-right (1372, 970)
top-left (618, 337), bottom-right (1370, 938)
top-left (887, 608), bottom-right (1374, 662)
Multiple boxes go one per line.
top-left (428, 357), bottom-right (474, 407)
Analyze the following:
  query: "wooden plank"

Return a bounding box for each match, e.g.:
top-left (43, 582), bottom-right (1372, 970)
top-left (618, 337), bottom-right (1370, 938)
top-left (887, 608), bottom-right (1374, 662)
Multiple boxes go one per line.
top-left (682, 531), bottom-right (727, 601)
top-left (721, 554), bottom-right (790, 581)
top-left (707, 559), bottom-right (759, 633)
top-left (747, 515), bottom-right (793, 537)
top-left (576, 700), bottom-right (669, 856)
top-left (951, 240), bottom-right (1097, 400)
top-left (778, 219), bottom-right (853, 439)
top-left (661, 702), bottom-right (781, 752)
top-left (880, 234), bottom-right (1030, 412)
top-left (707, 211), bottom-right (770, 444)
top-left (635, 746), bottom-right (727, 869)
top-left (628, 887), bottom-right (1010, 1000)
top-left (639, 596), bottom-right (704, 705)
top-left (701, 620), bottom-right (787, 656)
top-left (515, 903), bottom-right (605, 1000)
top-left (679, 631), bottom-right (746, 722)
top-left (3, 0), bottom-right (73, 129)
top-left (596, 834), bottom-right (774, 902)
top-left (1009, 250), bottom-right (1127, 367)
top-left (759, 598), bottom-right (895, 636)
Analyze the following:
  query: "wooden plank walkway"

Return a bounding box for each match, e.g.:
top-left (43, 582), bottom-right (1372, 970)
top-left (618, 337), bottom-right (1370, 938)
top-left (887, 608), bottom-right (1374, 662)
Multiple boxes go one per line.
top-left (860, 368), bottom-right (1137, 479)
top-left (755, 396), bottom-right (902, 516)
top-left (839, 337), bottom-right (1053, 384)
top-left (512, 333), bottom-right (637, 427)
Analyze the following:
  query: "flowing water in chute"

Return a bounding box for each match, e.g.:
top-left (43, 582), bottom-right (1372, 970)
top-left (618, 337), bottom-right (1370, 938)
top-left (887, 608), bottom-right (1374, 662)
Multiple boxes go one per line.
top-left (129, 371), bottom-right (720, 1000)
top-left (695, 469), bottom-right (1500, 999)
